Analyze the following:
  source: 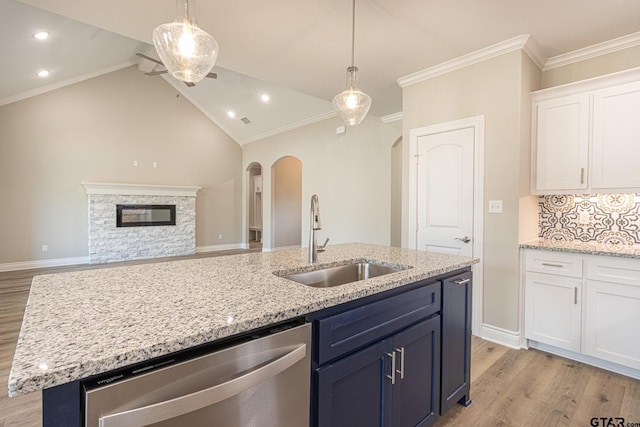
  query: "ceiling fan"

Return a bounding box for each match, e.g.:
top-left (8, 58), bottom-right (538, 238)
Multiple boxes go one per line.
top-left (135, 53), bottom-right (217, 87)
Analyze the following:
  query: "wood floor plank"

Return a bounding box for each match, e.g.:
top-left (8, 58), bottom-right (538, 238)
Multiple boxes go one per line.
top-left (435, 344), bottom-right (640, 427)
top-left (469, 337), bottom-right (510, 384)
top-left (491, 351), bottom-right (565, 426)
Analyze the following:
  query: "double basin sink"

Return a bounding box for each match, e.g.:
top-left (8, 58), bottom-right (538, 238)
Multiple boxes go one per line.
top-left (278, 260), bottom-right (411, 288)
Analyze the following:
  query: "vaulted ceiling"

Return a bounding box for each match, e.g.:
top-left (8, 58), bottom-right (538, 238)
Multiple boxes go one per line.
top-left (3, 0), bottom-right (640, 144)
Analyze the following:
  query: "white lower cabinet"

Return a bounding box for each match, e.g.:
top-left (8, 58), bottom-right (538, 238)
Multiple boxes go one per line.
top-left (584, 280), bottom-right (640, 369)
top-left (524, 249), bottom-right (640, 374)
top-left (583, 255), bottom-right (640, 370)
top-left (525, 273), bottom-right (581, 352)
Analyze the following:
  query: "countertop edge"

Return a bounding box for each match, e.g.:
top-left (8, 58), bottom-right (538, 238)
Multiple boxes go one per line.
top-left (520, 239), bottom-right (640, 259)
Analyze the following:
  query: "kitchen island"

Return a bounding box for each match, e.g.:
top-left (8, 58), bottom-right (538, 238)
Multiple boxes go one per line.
top-left (9, 243), bottom-right (478, 425)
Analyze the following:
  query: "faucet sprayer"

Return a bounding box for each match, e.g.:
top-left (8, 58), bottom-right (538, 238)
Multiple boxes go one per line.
top-left (309, 194), bottom-right (326, 263)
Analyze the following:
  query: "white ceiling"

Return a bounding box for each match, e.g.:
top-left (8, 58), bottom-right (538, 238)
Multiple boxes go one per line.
top-left (3, 0), bottom-right (640, 144)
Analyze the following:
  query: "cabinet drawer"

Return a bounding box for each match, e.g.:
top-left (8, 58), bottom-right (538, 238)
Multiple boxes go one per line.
top-left (316, 283), bottom-right (441, 364)
top-left (525, 250), bottom-right (583, 278)
top-left (586, 256), bottom-right (640, 286)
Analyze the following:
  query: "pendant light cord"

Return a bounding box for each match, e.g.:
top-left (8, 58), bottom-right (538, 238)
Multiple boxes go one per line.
top-left (350, 0), bottom-right (356, 67)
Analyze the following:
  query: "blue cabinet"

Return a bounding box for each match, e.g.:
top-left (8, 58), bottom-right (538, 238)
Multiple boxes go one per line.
top-left (310, 269), bottom-right (472, 427)
top-left (316, 317), bottom-right (440, 427)
top-left (391, 316), bottom-right (441, 427)
top-left (440, 271), bottom-right (473, 413)
top-left (317, 339), bottom-right (392, 427)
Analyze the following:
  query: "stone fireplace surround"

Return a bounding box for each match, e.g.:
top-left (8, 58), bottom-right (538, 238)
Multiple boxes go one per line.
top-left (82, 182), bottom-right (200, 264)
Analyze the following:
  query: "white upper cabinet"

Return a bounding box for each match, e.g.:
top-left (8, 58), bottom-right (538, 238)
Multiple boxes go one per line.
top-left (531, 68), bottom-right (640, 195)
top-left (534, 94), bottom-right (589, 192)
top-left (591, 81), bottom-right (640, 189)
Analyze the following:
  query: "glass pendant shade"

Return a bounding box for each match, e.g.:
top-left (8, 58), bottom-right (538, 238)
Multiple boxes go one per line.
top-left (332, 66), bottom-right (372, 126)
top-left (152, 0), bottom-right (218, 83)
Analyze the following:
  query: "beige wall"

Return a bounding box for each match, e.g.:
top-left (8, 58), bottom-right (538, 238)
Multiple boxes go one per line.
top-left (402, 50), bottom-right (540, 333)
top-left (542, 45), bottom-right (640, 88)
top-left (0, 66), bottom-right (243, 264)
top-left (272, 156), bottom-right (302, 248)
top-left (519, 54), bottom-right (543, 243)
top-left (242, 116), bottom-right (400, 250)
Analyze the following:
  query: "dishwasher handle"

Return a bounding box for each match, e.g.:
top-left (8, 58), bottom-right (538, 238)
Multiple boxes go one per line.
top-left (99, 343), bottom-right (307, 427)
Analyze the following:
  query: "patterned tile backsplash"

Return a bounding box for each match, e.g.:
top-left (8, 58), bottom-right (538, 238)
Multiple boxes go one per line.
top-left (539, 194), bottom-right (640, 245)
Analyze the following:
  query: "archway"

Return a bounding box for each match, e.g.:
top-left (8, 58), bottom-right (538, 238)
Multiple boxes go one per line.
top-left (246, 162), bottom-right (263, 249)
top-left (271, 156), bottom-right (302, 249)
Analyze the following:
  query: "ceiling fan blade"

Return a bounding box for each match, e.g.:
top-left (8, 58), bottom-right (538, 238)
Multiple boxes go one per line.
top-left (145, 70), bottom-right (168, 76)
top-left (184, 81), bottom-right (196, 87)
top-left (136, 53), bottom-right (164, 66)
top-left (206, 72), bottom-right (218, 79)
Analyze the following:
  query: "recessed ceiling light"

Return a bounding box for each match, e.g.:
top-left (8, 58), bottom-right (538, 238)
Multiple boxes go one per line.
top-left (33, 31), bottom-right (49, 40)
top-left (37, 70), bottom-right (50, 77)
top-left (227, 111), bottom-right (236, 118)
top-left (260, 94), bottom-right (270, 103)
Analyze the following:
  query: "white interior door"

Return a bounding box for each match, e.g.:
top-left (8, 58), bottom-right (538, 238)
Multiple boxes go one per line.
top-left (414, 127), bottom-right (474, 256)
top-left (408, 116), bottom-right (483, 336)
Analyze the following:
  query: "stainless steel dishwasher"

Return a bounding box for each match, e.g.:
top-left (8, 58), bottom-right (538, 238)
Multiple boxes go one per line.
top-left (83, 321), bottom-right (311, 427)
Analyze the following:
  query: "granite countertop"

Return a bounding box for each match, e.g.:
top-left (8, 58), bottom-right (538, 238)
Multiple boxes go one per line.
top-left (520, 239), bottom-right (640, 259)
top-left (8, 243), bottom-right (478, 397)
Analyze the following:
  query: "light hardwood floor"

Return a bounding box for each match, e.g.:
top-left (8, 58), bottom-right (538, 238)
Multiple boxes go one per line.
top-left (2, 252), bottom-right (639, 427)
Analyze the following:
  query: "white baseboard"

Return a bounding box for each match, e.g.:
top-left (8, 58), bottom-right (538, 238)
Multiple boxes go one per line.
top-left (479, 323), bottom-right (522, 349)
top-left (0, 256), bottom-right (90, 273)
top-left (1, 244), bottom-right (249, 272)
top-left (529, 340), bottom-right (640, 380)
top-left (195, 243), bottom-right (246, 253)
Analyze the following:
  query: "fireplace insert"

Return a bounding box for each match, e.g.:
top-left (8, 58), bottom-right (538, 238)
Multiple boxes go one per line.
top-left (116, 204), bottom-right (176, 227)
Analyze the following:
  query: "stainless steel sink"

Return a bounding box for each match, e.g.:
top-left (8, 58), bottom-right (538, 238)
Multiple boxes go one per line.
top-left (280, 261), bottom-right (410, 288)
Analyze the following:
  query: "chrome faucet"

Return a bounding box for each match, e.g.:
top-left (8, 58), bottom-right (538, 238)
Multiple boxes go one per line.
top-left (309, 194), bottom-right (329, 263)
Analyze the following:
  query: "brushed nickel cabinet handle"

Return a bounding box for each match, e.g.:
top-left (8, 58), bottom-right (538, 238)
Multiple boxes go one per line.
top-left (574, 287), bottom-right (578, 305)
top-left (541, 263), bottom-right (563, 268)
top-left (454, 278), bottom-right (471, 285)
top-left (386, 351), bottom-right (396, 385)
top-left (395, 347), bottom-right (405, 380)
top-left (580, 168), bottom-right (585, 184)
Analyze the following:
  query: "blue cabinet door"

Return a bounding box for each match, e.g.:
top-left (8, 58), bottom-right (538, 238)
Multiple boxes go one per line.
top-left (392, 316), bottom-right (441, 427)
top-left (316, 339), bottom-right (392, 427)
top-left (440, 272), bottom-right (472, 413)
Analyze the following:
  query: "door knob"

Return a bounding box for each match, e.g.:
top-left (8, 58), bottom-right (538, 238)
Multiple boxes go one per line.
top-left (454, 236), bottom-right (471, 243)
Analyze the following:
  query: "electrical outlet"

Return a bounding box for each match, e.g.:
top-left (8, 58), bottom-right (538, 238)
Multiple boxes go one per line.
top-left (579, 211), bottom-right (590, 224)
top-left (218, 234), bottom-right (223, 240)
top-left (488, 200), bottom-right (503, 214)
top-left (42, 245), bottom-right (48, 252)
top-left (153, 162), bottom-right (158, 168)
top-left (133, 160), bottom-right (138, 167)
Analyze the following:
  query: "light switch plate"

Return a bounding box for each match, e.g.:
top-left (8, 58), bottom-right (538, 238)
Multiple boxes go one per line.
top-left (488, 200), bottom-right (503, 213)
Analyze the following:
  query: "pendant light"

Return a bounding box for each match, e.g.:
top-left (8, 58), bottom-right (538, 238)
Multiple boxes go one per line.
top-left (152, 0), bottom-right (219, 83)
top-left (332, 0), bottom-right (372, 126)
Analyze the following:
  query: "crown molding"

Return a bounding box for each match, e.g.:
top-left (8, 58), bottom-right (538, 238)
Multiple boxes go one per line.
top-left (522, 36), bottom-right (546, 70)
top-left (0, 61), bottom-right (135, 107)
top-left (544, 31), bottom-right (640, 71)
top-left (397, 35), bottom-right (543, 88)
top-left (381, 112), bottom-right (403, 123)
